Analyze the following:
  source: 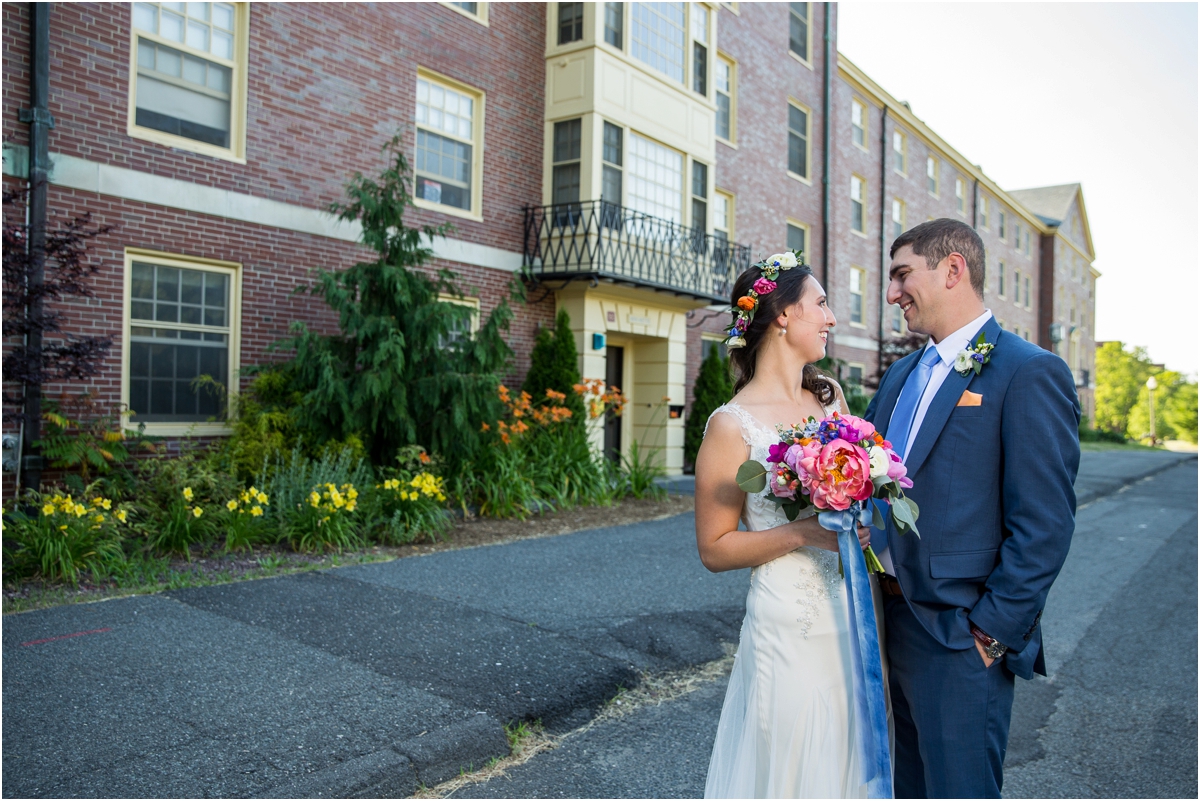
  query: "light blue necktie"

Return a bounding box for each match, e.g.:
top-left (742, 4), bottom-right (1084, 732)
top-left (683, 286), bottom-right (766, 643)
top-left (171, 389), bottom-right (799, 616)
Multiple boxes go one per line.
top-left (871, 346), bottom-right (941, 555)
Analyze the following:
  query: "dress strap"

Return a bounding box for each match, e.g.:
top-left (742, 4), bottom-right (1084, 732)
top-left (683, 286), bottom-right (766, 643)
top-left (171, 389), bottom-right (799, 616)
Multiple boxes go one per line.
top-left (705, 401), bottom-right (776, 446)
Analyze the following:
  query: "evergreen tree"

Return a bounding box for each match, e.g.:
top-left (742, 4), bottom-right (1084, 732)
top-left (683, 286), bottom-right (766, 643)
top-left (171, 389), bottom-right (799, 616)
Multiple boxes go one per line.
top-left (522, 309), bottom-right (585, 423)
top-left (275, 134), bottom-right (517, 467)
top-left (684, 347), bottom-right (734, 470)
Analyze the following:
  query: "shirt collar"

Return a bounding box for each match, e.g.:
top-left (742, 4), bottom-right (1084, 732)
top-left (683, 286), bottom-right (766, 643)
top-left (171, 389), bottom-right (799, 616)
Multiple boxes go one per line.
top-left (925, 310), bottom-right (993, 367)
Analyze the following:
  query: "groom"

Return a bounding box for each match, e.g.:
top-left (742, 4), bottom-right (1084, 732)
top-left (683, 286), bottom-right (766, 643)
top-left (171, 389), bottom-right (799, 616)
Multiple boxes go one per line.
top-left (864, 218), bottom-right (1080, 798)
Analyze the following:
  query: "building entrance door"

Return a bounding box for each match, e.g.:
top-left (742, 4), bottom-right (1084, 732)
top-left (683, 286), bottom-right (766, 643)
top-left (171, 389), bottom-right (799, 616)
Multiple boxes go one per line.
top-left (603, 344), bottom-right (624, 462)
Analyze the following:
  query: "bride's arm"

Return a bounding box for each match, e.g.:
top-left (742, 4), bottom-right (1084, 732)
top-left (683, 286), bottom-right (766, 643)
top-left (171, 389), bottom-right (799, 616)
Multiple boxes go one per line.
top-left (695, 411), bottom-right (842, 572)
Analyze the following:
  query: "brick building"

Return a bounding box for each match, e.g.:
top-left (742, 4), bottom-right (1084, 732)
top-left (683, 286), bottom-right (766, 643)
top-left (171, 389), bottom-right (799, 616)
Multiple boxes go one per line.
top-left (2, 2), bottom-right (1097, 477)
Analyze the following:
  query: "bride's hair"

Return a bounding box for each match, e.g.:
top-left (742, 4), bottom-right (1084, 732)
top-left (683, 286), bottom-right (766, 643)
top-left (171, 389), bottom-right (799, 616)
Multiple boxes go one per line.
top-left (727, 262), bottom-right (836, 405)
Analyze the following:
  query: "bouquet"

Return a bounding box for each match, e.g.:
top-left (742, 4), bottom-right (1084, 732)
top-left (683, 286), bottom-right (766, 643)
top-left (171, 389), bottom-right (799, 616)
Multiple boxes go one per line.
top-left (735, 411), bottom-right (920, 573)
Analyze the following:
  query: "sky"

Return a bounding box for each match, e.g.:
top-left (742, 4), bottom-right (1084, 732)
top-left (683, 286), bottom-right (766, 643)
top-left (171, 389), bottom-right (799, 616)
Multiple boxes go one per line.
top-left (838, 2), bottom-right (1198, 376)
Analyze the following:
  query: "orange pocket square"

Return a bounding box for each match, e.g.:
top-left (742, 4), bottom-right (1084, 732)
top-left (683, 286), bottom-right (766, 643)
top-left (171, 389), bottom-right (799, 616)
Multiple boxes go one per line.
top-left (957, 390), bottom-right (983, 407)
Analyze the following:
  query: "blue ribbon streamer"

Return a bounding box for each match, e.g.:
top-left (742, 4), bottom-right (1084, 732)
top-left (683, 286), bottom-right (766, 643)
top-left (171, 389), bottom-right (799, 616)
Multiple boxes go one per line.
top-left (819, 505), bottom-right (894, 799)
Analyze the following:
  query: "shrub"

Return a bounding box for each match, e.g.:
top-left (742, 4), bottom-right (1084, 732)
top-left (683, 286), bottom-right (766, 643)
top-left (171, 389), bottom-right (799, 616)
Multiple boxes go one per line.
top-left (146, 486), bottom-right (215, 557)
top-left (219, 486), bottom-right (273, 552)
top-left (523, 310), bottom-right (586, 425)
top-left (684, 348), bottom-right (733, 469)
top-left (259, 447), bottom-right (372, 530)
top-left (3, 490), bottom-right (129, 585)
top-left (367, 445), bottom-right (451, 544)
top-left (38, 395), bottom-right (132, 490)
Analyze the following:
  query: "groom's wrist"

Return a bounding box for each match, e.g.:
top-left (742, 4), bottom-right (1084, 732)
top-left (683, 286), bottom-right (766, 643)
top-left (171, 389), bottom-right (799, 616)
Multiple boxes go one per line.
top-left (970, 624), bottom-right (1008, 659)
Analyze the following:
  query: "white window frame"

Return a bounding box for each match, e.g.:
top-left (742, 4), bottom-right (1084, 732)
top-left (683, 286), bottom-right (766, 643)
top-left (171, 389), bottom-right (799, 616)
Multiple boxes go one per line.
top-left (786, 219), bottom-right (809, 255)
top-left (787, 99), bottom-right (811, 182)
top-left (955, 177), bottom-right (966, 215)
top-left (121, 247), bottom-right (242, 437)
top-left (789, 2), bottom-right (811, 66)
top-left (440, 1), bottom-right (490, 25)
top-left (978, 195), bottom-right (989, 229)
top-left (713, 189), bottom-right (734, 241)
top-left (850, 174), bottom-right (866, 234)
top-left (851, 98), bottom-right (867, 150)
top-left (926, 155), bottom-right (939, 196)
top-left (892, 129), bottom-right (906, 174)
top-left (849, 266), bottom-right (866, 327)
top-left (127, 1), bottom-right (250, 163)
top-left (891, 197), bottom-right (905, 240)
top-left (412, 68), bottom-right (485, 221)
top-left (715, 52), bottom-right (737, 144)
top-left (998, 260), bottom-right (1006, 299)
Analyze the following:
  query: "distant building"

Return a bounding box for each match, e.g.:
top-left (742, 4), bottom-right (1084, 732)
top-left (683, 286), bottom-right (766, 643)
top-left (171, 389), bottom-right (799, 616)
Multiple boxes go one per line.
top-left (2, 2), bottom-right (1097, 473)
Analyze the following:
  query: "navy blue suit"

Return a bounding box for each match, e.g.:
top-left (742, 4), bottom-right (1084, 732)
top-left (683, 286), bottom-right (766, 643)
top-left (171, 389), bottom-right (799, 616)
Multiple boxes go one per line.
top-left (864, 317), bottom-right (1080, 798)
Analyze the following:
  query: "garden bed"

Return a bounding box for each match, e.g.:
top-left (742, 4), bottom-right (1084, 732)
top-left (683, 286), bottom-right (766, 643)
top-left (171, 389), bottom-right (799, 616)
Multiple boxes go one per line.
top-left (3, 493), bottom-right (694, 615)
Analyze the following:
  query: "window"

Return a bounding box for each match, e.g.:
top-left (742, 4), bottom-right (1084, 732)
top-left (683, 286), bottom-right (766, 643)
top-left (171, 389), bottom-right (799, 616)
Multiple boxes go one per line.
top-left (891, 198), bottom-right (904, 239)
top-left (701, 334), bottom-right (728, 362)
top-left (926, 156), bottom-right (938, 195)
top-left (1013, 221), bottom-right (1021, 248)
top-left (691, 160), bottom-right (709, 250)
top-left (713, 190), bottom-right (733, 242)
top-left (604, 2), bottom-right (624, 47)
top-left (1013, 268), bottom-right (1021, 304)
top-left (131, 2), bottom-right (247, 160)
top-left (787, 101), bottom-right (810, 179)
top-left (978, 195), bottom-right (989, 229)
top-left (789, 2), bottom-right (809, 62)
top-left (602, 121), bottom-right (624, 212)
top-left (889, 303), bottom-right (904, 335)
top-left (997, 261), bottom-right (1006, 298)
top-left (552, 118), bottom-right (582, 212)
top-left (558, 2), bottom-right (584, 44)
top-left (627, 131), bottom-right (683, 224)
top-left (715, 54), bottom-right (735, 142)
top-left (998, 210), bottom-right (1006, 238)
top-left (444, 2), bottom-right (488, 23)
top-left (955, 178), bottom-right (965, 215)
top-left (125, 250), bottom-right (238, 430)
top-left (1024, 275), bottom-right (1031, 309)
top-left (851, 99), bottom-right (866, 148)
top-left (849, 267), bottom-right (866, 326)
top-left (1024, 230), bottom-right (1031, 256)
top-left (850, 175), bottom-right (865, 233)
top-left (893, 130), bottom-right (906, 174)
top-left (438, 294), bottom-right (480, 350)
top-left (787, 221), bottom-right (807, 254)
top-left (415, 73), bottom-right (481, 215)
top-left (632, 2), bottom-right (686, 83)
top-left (691, 3), bottom-right (708, 96)
top-left (846, 363), bottom-right (865, 385)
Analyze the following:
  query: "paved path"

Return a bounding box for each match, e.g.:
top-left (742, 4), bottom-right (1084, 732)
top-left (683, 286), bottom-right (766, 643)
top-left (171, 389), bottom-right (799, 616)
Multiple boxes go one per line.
top-left (2, 451), bottom-right (1194, 798)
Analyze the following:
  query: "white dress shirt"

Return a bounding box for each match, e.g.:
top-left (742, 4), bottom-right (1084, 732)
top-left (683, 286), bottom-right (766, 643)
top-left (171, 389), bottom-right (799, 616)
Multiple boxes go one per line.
top-left (877, 309), bottom-right (993, 576)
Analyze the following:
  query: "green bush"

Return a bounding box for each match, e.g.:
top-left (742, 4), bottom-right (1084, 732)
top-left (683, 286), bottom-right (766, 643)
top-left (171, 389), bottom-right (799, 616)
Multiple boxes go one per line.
top-left (287, 481), bottom-right (363, 553)
top-left (3, 490), bottom-right (129, 585)
top-left (618, 440), bottom-right (667, 500)
top-left (684, 348), bottom-right (733, 469)
top-left (218, 486), bottom-right (274, 552)
top-left (523, 309), bottom-right (586, 425)
top-left (1078, 415), bottom-right (1126, 443)
top-left (367, 446), bottom-right (451, 544)
top-left (146, 486), bottom-right (216, 557)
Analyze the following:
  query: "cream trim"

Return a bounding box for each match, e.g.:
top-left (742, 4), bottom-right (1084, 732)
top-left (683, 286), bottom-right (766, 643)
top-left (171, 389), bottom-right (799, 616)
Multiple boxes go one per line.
top-left (439, 1), bottom-right (489, 26)
top-left (126, 2), bottom-right (250, 163)
top-left (1, 145), bottom-right (524, 273)
top-left (121, 248), bottom-right (241, 436)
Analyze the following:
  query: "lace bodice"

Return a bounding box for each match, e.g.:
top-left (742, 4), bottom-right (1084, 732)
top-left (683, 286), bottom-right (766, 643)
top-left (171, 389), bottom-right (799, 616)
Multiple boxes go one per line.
top-left (704, 399), bottom-right (845, 638)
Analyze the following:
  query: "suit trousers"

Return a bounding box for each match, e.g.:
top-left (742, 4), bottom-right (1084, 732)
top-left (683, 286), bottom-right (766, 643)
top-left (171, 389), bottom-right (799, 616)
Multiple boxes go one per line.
top-left (885, 596), bottom-right (1016, 798)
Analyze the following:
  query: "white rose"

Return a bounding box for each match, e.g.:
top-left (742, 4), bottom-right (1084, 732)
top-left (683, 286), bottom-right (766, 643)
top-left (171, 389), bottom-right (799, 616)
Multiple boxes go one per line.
top-left (778, 251), bottom-right (798, 268)
top-left (954, 350), bottom-right (974, 373)
top-left (727, 335), bottom-right (746, 349)
top-left (868, 445), bottom-right (890, 479)
top-left (767, 253), bottom-right (787, 268)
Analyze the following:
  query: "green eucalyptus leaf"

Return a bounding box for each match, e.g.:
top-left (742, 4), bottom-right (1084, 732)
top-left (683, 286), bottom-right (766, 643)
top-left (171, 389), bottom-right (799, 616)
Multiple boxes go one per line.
top-left (736, 460), bottom-right (768, 493)
top-left (871, 501), bottom-right (885, 530)
top-left (892, 497), bottom-right (916, 530)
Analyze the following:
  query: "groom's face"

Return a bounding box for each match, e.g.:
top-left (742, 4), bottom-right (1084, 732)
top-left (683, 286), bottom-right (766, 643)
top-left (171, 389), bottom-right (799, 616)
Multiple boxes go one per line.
top-left (887, 245), bottom-right (944, 336)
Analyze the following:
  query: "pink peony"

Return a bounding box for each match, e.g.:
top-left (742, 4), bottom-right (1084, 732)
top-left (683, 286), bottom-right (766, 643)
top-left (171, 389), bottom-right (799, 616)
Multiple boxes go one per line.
top-left (797, 439), bottom-right (874, 511)
top-left (887, 451), bottom-right (913, 489)
top-left (752, 277), bottom-right (778, 295)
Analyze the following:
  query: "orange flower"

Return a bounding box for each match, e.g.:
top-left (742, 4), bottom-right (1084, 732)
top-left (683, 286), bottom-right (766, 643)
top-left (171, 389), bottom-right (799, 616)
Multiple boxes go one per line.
top-left (419, 451), bottom-right (431, 464)
top-left (480, 422), bottom-right (491, 432)
top-left (500, 432), bottom-right (511, 445)
top-left (545, 389), bottom-right (567, 403)
top-left (737, 296), bottom-right (756, 311)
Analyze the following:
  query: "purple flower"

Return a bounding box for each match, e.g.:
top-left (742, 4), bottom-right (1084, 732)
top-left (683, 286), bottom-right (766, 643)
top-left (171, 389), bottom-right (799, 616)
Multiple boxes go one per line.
top-left (767, 442), bottom-right (791, 464)
top-left (752, 277), bottom-right (778, 295)
top-left (972, 352), bottom-right (985, 363)
top-left (783, 443), bottom-right (806, 474)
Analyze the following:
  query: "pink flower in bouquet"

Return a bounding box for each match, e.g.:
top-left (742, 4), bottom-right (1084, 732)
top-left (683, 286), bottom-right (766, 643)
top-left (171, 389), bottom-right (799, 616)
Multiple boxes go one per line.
top-left (886, 450), bottom-right (914, 489)
top-left (771, 463), bottom-right (799, 500)
top-left (833, 413), bottom-right (876, 444)
top-left (798, 439), bottom-right (875, 511)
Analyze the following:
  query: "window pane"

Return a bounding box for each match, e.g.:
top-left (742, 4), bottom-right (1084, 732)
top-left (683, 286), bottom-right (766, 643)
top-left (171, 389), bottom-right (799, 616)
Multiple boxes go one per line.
top-left (716, 91), bottom-right (731, 140)
top-left (415, 129), bottom-right (472, 209)
top-left (212, 3), bottom-right (235, 30)
top-left (789, 2), bottom-right (808, 60)
top-left (134, 3), bottom-right (158, 32)
top-left (693, 43), bottom-right (707, 95)
top-left (691, 2), bottom-right (708, 41)
top-left (602, 164), bottom-right (623, 205)
top-left (553, 118), bottom-right (582, 163)
top-left (627, 131), bottom-right (683, 225)
top-left (552, 163), bottom-right (581, 206)
top-left (605, 2), bottom-right (624, 47)
top-left (631, 2), bottom-right (686, 83)
top-left (603, 121), bottom-right (623, 165)
top-left (692, 161), bottom-right (707, 199)
top-left (787, 224), bottom-right (805, 253)
top-left (559, 2), bottom-right (584, 44)
top-left (160, 10), bottom-right (185, 41)
top-left (136, 42), bottom-right (231, 147)
top-left (788, 105), bottom-right (808, 177)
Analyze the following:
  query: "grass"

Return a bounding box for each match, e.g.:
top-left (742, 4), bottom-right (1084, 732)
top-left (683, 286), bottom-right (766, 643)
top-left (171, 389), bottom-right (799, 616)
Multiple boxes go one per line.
top-left (1079, 440), bottom-right (1164, 452)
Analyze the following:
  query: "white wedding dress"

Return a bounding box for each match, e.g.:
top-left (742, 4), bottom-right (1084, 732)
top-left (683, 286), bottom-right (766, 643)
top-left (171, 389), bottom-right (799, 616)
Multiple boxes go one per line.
top-left (703, 400), bottom-right (889, 799)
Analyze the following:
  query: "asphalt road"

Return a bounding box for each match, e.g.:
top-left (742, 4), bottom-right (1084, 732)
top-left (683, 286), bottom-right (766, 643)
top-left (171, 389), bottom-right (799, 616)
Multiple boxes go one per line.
top-left (451, 457), bottom-right (1199, 799)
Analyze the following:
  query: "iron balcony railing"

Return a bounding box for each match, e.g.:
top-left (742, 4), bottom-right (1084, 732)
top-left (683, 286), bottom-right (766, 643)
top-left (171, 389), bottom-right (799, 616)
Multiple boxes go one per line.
top-left (522, 200), bottom-right (751, 304)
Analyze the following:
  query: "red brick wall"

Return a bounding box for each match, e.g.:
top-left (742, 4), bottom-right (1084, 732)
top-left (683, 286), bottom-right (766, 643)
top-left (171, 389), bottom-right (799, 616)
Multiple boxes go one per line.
top-left (2, 2), bottom-right (546, 254)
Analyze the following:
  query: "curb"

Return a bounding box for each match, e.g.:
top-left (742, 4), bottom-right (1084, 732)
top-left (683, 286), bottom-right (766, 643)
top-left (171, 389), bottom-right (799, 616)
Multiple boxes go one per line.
top-left (1075, 453), bottom-right (1196, 508)
top-left (255, 714), bottom-right (510, 799)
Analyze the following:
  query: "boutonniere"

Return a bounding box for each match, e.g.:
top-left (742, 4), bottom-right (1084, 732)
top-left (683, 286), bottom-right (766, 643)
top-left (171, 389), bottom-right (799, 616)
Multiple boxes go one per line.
top-left (954, 332), bottom-right (995, 376)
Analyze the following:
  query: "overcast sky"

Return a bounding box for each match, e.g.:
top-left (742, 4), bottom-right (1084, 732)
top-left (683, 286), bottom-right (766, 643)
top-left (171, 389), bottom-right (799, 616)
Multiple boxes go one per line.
top-left (838, 2), bottom-right (1198, 376)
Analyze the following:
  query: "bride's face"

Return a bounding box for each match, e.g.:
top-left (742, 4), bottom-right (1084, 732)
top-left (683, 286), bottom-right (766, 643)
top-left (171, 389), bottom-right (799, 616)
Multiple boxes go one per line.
top-left (782, 278), bottom-right (836, 363)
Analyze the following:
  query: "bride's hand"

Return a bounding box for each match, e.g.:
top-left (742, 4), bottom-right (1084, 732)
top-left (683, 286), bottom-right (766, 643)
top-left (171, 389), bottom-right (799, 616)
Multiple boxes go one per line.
top-left (794, 518), bottom-right (872, 553)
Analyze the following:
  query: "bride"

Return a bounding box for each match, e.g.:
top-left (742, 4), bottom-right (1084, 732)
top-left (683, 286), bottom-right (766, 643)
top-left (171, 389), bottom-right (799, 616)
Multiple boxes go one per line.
top-left (695, 254), bottom-right (885, 798)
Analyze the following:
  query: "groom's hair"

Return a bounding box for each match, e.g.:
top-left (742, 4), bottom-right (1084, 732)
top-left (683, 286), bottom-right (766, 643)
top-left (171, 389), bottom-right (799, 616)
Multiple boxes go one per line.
top-left (890, 218), bottom-right (985, 299)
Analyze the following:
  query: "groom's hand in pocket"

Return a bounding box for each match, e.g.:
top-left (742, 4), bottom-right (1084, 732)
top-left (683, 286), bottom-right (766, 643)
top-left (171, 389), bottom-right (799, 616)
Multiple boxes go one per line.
top-left (974, 638), bottom-right (996, 668)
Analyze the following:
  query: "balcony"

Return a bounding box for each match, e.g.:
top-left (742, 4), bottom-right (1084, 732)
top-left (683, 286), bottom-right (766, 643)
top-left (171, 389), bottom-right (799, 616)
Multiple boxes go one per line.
top-left (522, 200), bottom-right (751, 305)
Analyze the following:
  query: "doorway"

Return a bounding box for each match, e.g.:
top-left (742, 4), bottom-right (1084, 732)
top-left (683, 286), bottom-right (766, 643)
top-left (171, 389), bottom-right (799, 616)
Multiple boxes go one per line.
top-left (603, 344), bottom-right (624, 462)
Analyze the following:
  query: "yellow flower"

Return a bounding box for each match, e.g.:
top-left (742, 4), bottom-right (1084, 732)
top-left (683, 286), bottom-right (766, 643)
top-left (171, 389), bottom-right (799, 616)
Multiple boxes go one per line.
top-left (226, 500), bottom-right (239, 511)
top-left (192, 506), bottom-right (204, 518)
top-left (59, 524), bottom-right (68, 531)
top-left (74, 504), bottom-right (87, 517)
top-left (346, 488), bottom-right (358, 501)
top-left (309, 491), bottom-right (321, 508)
top-left (332, 495), bottom-right (345, 509)
top-left (92, 514), bottom-right (105, 525)
top-left (250, 505), bottom-right (263, 517)
top-left (91, 497), bottom-right (105, 507)
top-left (345, 500), bottom-right (357, 512)
top-left (248, 485), bottom-right (258, 495)
top-left (256, 492), bottom-right (268, 505)
top-left (116, 510), bottom-right (128, 523)
top-left (183, 487), bottom-right (194, 501)
top-left (102, 498), bottom-right (112, 510)
top-left (42, 503), bottom-right (55, 516)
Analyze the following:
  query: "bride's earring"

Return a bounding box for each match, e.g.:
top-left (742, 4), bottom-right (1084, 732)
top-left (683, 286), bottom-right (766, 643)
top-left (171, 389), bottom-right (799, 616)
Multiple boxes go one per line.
top-left (781, 327), bottom-right (787, 336)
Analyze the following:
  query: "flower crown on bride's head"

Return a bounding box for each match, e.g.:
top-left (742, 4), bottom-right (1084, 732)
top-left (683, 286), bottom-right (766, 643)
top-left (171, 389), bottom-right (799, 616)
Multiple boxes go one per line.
top-left (724, 249), bottom-right (804, 349)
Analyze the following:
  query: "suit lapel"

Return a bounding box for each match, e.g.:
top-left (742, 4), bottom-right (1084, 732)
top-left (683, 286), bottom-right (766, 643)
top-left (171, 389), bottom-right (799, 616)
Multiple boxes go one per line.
top-left (903, 317), bottom-right (1002, 478)
top-left (875, 349), bottom-right (922, 440)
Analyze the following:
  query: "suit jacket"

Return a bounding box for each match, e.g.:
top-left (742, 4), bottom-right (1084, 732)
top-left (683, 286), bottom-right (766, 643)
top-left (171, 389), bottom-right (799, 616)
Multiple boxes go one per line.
top-left (864, 317), bottom-right (1081, 679)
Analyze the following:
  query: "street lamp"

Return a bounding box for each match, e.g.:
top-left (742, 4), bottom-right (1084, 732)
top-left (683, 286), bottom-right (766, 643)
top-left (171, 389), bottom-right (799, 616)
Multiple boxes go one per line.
top-left (1146, 375), bottom-right (1158, 446)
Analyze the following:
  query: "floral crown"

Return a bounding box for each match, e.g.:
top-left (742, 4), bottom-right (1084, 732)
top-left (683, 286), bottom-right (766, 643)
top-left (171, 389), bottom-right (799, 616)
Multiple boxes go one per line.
top-left (724, 249), bottom-right (803, 349)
